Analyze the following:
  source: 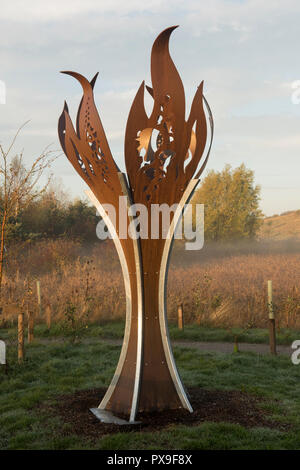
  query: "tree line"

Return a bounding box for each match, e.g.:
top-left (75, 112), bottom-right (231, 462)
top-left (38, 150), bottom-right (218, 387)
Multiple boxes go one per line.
top-left (1, 164), bottom-right (263, 245)
top-left (192, 164), bottom-right (263, 241)
top-left (3, 192), bottom-right (99, 244)
top-left (0, 129), bottom-right (263, 247)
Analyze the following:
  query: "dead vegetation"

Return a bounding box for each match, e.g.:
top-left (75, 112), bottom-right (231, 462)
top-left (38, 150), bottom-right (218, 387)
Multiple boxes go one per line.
top-left (1, 238), bottom-right (300, 329)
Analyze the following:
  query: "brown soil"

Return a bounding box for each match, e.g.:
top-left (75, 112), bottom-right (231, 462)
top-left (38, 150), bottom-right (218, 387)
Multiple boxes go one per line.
top-left (40, 387), bottom-right (285, 440)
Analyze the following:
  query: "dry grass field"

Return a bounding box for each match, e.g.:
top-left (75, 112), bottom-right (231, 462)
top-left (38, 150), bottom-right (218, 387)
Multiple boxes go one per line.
top-left (1, 237), bottom-right (300, 330)
top-left (1, 237), bottom-right (300, 451)
top-left (259, 210), bottom-right (300, 241)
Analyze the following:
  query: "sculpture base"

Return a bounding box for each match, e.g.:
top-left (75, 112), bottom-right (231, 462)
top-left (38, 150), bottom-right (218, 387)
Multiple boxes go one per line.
top-left (90, 408), bottom-right (141, 425)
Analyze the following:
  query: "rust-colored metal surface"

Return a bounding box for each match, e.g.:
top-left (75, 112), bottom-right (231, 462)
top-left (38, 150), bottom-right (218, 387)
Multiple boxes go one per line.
top-left (58, 26), bottom-right (213, 422)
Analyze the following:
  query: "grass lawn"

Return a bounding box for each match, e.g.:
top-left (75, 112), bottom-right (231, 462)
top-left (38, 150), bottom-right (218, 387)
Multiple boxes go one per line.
top-left (2, 321), bottom-right (299, 345)
top-left (0, 326), bottom-right (300, 450)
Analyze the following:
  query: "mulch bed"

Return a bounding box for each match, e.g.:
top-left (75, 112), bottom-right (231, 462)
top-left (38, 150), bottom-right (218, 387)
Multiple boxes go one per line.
top-left (39, 387), bottom-right (286, 440)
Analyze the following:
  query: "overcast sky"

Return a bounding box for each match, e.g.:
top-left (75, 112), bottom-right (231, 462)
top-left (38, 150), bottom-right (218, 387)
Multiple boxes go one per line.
top-left (1, 0), bottom-right (300, 216)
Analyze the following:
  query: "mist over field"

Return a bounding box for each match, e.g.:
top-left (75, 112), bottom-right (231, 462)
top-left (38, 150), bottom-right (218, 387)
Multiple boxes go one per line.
top-left (2, 235), bottom-right (300, 330)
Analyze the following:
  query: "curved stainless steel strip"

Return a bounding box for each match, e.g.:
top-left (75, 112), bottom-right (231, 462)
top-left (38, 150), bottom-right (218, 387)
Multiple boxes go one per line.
top-left (158, 179), bottom-right (200, 413)
top-left (85, 189), bottom-right (132, 411)
top-left (118, 173), bottom-right (144, 423)
top-left (195, 94), bottom-right (214, 179)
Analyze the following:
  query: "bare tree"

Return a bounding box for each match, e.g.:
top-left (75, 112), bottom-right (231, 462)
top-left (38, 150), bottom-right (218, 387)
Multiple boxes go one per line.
top-left (0, 123), bottom-right (57, 299)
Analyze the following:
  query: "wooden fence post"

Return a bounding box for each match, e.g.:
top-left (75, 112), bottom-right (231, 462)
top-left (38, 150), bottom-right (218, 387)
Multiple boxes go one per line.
top-left (268, 280), bottom-right (277, 355)
top-left (18, 313), bottom-right (24, 363)
top-left (28, 310), bottom-right (34, 343)
top-left (45, 304), bottom-right (51, 330)
top-left (36, 280), bottom-right (41, 316)
top-left (0, 340), bottom-right (6, 373)
top-left (178, 304), bottom-right (184, 330)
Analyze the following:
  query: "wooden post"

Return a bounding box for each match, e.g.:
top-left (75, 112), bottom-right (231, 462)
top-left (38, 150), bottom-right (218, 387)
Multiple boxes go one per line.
top-left (45, 304), bottom-right (51, 330)
top-left (36, 280), bottom-right (41, 316)
top-left (28, 310), bottom-right (34, 343)
top-left (178, 304), bottom-right (184, 330)
top-left (233, 335), bottom-right (239, 353)
top-left (18, 313), bottom-right (24, 363)
top-left (268, 280), bottom-right (277, 355)
top-left (0, 340), bottom-right (6, 373)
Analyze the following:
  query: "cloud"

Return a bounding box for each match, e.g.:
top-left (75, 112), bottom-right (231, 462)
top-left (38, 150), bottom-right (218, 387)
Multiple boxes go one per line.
top-left (0, 0), bottom-right (169, 22)
top-left (0, 0), bottom-right (300, 216)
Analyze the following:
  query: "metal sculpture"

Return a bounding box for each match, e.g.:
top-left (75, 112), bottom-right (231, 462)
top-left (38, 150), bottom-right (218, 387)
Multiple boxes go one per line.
top-left (58, 26), bottom-right (213, 423)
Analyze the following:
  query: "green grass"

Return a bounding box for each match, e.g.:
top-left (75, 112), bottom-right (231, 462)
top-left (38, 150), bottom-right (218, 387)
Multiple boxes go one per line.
top-left (95, 423), bottom-right (300, 451)
top-left (0, 331), bottom-right (300, 450)
top-left (169, 324), bottom-right (300, 345)
top-left (2, 321), bottom-right (298, 345)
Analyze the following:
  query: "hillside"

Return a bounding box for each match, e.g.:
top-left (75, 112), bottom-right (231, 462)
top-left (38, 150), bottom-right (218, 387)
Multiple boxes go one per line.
top-left (259, 210), bottom-right (300, 240)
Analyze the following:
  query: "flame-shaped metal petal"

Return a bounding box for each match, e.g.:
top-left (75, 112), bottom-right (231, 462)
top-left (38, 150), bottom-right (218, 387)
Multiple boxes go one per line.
top-left (125, 26), bottom-right (211, 206)
top-left (125, 81), bottom-right (149, 188)
top-left (58, 71), bottom-right (121, 200)
top-left (149, 26), bottom-right (186, 148)
top-left (184, 81), bottom-right (207, 179)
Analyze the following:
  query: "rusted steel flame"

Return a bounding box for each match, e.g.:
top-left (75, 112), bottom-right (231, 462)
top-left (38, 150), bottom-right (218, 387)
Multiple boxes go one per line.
top-left (125, 26), bottom-right (210, 204)
top-left (58, 26), bottom-right (213, 208)
top-left (58, 26), bottom-right (213, 421)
